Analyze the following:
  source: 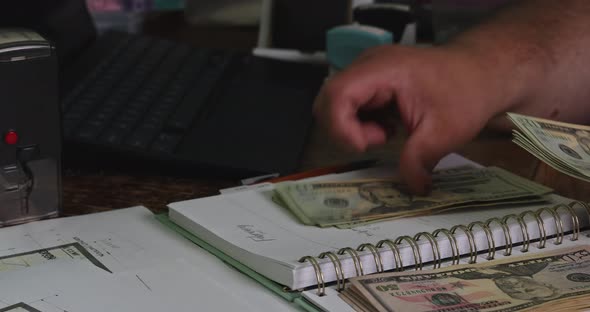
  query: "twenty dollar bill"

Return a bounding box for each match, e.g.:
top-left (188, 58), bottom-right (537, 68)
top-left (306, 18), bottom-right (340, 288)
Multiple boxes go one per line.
top-left (342, 246), bottom-right (590, 312)
top-left (509, 112), bottom-right (590, 182)
top-left (275, 166), bottom-right (551, 227)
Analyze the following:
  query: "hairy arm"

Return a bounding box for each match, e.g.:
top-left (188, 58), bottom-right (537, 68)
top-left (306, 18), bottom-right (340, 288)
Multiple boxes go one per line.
top-left (448, 0), bottom-right (590, 129)
top-left (314, 0), bottom-right (590, 194)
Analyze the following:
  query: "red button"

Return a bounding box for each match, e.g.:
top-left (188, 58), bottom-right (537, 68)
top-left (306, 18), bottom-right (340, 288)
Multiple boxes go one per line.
top-left (4, 131), bottom-right (18, 145)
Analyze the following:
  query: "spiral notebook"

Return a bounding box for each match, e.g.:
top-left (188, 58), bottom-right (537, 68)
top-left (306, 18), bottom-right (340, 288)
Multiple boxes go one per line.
top-left (164, 154), bottom-right (590, 311)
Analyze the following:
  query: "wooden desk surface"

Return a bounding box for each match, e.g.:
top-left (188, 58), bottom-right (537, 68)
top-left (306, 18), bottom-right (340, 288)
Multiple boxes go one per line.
top-left (62, 17), bottom-right (590, 217)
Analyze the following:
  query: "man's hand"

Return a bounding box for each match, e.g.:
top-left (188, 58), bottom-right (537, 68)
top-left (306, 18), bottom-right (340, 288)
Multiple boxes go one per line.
top-left (313, 45), bottom-right (513, 194)
top-left (314, 0), bottom-right (590, 195)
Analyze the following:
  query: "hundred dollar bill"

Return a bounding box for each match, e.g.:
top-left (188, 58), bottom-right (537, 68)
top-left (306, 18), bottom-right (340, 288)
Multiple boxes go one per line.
top-left (343, 246), bottom-right (590, 312)
top-left (274, 166), bottom-right (552, 227)
top-left (508, 112), bottom-right (590, 182)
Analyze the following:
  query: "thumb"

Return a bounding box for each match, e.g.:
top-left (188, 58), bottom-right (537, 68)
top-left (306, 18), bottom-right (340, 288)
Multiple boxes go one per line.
top-left (399, 122), bottom-right (454, 195)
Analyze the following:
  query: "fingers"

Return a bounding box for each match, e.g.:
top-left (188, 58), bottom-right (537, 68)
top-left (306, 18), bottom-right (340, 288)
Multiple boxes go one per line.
top-left (398, 122), bottom-right (456, 195)
top-left (313, 87), bottom-right (359, 150)
top-left (314, 89), bottom-right (388, 151)
top-left (362, 121), bottom-right (388, 147)
top-left (313, 71), bottom-right (395, 152)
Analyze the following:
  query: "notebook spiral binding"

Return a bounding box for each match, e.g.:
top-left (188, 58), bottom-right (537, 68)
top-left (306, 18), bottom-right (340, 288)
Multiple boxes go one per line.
top-left (298, 201), bottom-right (590, 296)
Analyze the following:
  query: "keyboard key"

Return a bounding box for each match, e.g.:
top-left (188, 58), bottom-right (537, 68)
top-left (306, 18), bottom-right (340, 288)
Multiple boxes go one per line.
top-left (110, 122), bottom-right (133, 132)
top-left (76, 123), bottom-right (103, 140)
top-left (165, 65), bottom-right (229, 131)
top-left (126, 133), bottom-right (153, 150)
top-left (150, 132), bottom-right (183, 154)
top-left (100, 116), bottom-right (138, 144)
top-left (100, 130), bottom-right (124, 145)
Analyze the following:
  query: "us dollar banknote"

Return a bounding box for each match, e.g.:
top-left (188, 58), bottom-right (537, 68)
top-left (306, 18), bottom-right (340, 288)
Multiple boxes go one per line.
top-left (274, 166), bottom-right (552, 227)
top-left (508, 112), bottom-right (590, 182)
top-left (333, 196), bottom-right (550, 229)
top-left (342, 246), bottom-right (590, 312)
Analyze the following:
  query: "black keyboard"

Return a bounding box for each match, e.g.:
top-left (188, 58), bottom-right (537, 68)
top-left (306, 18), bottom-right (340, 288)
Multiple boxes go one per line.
top-left (63, 33), bottom-right (236, 153)
top-left (60, 32), bottom-right (325, 176)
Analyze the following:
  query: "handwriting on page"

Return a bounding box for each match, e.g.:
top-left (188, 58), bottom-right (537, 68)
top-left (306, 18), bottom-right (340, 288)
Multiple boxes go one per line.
top-left (237, 225), bottom-right (276, 242)
top-left (348, 226), bottom-right (382, 238)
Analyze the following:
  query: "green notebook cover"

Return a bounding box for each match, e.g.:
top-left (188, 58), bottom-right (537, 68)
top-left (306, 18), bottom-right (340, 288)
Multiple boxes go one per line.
top-left (155, 214), bottom-right (321, 312)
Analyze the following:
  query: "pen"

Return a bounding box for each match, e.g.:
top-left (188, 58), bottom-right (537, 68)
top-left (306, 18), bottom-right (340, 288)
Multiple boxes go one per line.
top-left (262, 159), bottom-right (379, 183)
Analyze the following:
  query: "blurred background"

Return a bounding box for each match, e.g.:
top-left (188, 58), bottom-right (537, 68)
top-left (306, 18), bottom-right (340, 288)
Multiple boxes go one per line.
top-left (86, 0), bottom-right (512, 50)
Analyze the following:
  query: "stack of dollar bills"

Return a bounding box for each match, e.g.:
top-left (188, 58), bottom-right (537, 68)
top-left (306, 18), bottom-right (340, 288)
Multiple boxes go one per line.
top-left (509, 112), bottom-right (590, 182)
top-left (340, 246), bottom-right (590, 312)
top-left (274, 166), bottom-right (552, 228)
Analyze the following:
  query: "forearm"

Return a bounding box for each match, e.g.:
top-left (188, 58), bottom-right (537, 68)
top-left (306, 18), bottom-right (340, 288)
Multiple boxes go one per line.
top-left (444, 0), bottom-right (590, 129)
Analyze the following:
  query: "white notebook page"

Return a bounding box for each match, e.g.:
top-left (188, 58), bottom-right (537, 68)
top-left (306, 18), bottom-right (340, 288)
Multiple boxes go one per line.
top-left (0, 207), bottom-right (298, 311)
top-left (169, 154), bottom-right (589, 289)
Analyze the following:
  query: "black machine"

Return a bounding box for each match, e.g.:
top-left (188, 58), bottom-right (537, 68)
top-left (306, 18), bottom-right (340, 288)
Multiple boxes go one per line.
top-left (0, 29), bottom-right (61, 225)
top-left (3, 1), bottom-right (326, 178)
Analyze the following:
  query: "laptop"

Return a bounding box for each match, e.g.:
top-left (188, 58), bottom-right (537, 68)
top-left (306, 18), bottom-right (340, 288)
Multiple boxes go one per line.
top-left (1, 1), bottom-right (326, 178)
